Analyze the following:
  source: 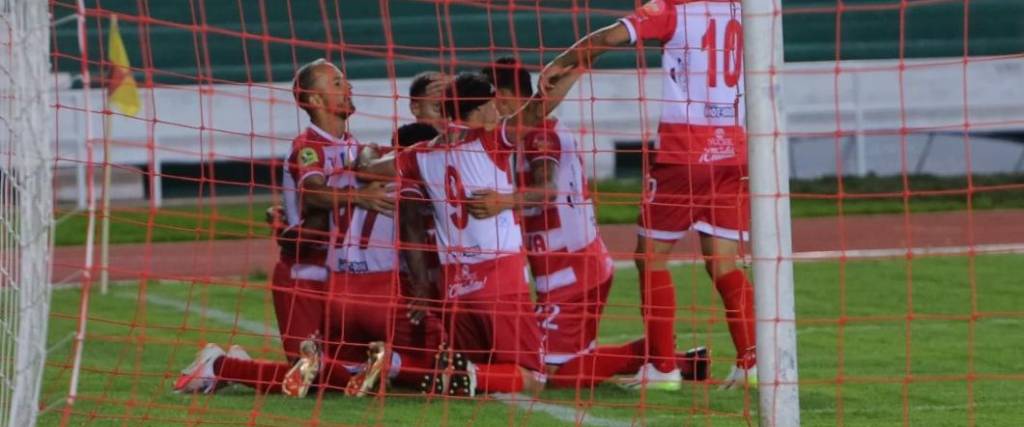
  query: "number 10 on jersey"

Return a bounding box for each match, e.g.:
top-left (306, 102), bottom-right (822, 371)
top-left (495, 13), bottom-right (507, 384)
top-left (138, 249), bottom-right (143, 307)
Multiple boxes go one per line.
top-left (701, 18), bottom-right (743, 88)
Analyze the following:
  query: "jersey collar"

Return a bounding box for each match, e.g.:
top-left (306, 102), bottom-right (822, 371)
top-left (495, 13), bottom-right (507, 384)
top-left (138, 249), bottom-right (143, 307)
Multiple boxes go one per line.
top-left (308, 123), bottom-right (349, 145)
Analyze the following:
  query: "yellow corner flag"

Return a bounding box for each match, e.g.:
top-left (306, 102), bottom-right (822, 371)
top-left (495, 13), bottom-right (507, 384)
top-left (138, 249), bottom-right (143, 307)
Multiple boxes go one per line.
top-left (107, 14), bottom-right (140, 116)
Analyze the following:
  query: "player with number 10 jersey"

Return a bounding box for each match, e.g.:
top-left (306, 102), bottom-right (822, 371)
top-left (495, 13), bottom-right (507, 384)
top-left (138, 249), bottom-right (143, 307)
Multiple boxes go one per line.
top-left (549, 0), bottom-right (757, 390)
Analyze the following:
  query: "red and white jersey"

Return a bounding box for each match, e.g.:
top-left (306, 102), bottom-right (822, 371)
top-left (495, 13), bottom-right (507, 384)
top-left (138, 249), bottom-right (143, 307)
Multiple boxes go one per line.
top-left (282, 125), bottom-right (399, 275)
top-left (327, 204), bottom-right (400, 274)
top-left (397, 123), bottom-right (532, 299)
top-left (620, 0), bottom-right (747, 165)
top-left (519, 119), bottom-right (613, 294)
top-left (282, 125), bottom-right (359, 227)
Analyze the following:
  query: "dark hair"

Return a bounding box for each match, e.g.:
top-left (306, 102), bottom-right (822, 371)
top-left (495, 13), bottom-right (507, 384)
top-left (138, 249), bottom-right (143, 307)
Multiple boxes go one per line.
top-left (482, 56), bottom-right (533, 98)
top-left (441, 72), bottom-right (496, 120)
top-left (293, 58), bottom-right (328, 115)
top-left (394, 122), bottom-right (439, 148)
top-left (409, 71), bottom-right (442, 99)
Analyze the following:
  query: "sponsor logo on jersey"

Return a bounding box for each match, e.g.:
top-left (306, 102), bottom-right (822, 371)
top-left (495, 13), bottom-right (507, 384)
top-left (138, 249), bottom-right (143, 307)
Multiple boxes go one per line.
top-left (336, 259), bottom-right (369, 274)
top-left (704, 103), bottom-right (737, 119)
top-left (448, 264), bottom-right (486, 298)
top-left (698, 128), bottom-right (737, 163)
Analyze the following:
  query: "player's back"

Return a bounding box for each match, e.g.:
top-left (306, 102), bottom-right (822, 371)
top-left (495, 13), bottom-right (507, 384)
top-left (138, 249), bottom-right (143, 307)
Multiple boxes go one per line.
top-left (520, 120), bottom-right (601, 253)
top-left (621, 0), bottom-right (746, 165)
top-left (520, 119), bottom-right (612, 294)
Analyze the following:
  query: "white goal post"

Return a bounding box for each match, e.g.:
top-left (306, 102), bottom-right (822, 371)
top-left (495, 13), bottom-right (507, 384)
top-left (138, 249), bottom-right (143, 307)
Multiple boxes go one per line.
top-left (740, 0), bottom-right (801, 426)
top-left (0, 1), bottom-right (55, 426)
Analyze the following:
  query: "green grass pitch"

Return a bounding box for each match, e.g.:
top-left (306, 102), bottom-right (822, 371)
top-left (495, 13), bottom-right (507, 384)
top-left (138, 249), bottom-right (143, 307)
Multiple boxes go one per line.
top-left (38, 254), bottom-right (1023, 426)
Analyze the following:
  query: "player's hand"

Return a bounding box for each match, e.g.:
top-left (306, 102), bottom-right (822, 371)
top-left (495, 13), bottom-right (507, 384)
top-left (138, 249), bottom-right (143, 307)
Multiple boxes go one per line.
top-left (425, 73), bottom-right (453, 101)
top-left (265, 205), bottom-right (285, 227)
top-left (355, 180), bottom-right (396, 216)
top-left (355, 144), bottom-right (382, 172)
top-left (538, 64), bottom-right (577, 95)
top-left (407, 298), bottom-right (430, 326)
top-left (466, 189), bottom-right (515, 219)
top-left (406, 288), bottom-right (436, 326)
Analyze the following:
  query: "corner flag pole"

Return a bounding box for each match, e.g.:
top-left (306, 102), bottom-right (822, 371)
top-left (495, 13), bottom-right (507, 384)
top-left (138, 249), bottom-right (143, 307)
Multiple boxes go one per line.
top-left (740, 0), bottom-right (801, 426)
top-left (99, 13), bottom-right (141, 294)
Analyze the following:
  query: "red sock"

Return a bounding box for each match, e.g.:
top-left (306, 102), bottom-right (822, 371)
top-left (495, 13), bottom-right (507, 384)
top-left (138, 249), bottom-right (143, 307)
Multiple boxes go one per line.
top-left (317, 358), bottom-right (354, 393)
top-left (474, 363), bottom-right (524, 393)
top-left (714, 269), bottom-right (756, 368)
top-left (215, 357), bottom-right (290, 394)
top-left (640, 269), bottom-right (677, 372)
top-left (549, 339), bottom-right (646, 389)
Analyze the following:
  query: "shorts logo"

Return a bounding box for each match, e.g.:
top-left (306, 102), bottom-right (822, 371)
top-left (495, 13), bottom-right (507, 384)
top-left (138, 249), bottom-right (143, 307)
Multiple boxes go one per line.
top-left (698, 128), bottom-right (737, 163)
top-left (299, 147), bottom-right (319, 166)
top-left (704, 104), bottom-right (736, 119)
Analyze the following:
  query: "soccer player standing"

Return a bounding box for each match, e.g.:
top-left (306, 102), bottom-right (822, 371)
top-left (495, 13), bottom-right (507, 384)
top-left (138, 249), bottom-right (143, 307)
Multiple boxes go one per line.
top-left (548, 0), bottom-right (756, 390)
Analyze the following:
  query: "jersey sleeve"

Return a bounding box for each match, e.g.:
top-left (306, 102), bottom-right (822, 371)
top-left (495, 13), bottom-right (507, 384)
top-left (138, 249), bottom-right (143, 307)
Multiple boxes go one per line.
top-left (619, 0), bottom-right (677, 44)
top-left (286, 141), bottom-right (327, 186)
top-left (524, 127), bottom-right (562, 164)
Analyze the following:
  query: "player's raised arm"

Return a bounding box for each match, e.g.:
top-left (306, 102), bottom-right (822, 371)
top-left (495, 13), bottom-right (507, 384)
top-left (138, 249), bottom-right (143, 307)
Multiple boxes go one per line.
top-left (506, 64), bottom-right (581, 140)
top-left (548, 22), bottom-right (632, 72)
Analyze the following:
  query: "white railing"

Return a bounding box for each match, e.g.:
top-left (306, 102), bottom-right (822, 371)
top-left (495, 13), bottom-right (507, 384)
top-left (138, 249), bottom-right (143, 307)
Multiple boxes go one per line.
top-left (51, 56), bottom-right (1024, 207)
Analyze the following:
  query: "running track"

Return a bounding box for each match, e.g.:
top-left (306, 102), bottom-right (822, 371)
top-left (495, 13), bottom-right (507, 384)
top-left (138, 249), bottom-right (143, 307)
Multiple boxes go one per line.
top-left (52, 210), bottom-right (1024, 283)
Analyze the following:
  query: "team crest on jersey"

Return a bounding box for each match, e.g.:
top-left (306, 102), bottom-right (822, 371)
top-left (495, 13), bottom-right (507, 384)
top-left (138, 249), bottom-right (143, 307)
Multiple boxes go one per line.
top-left (299, 147), bottom-right (319, 166)
top-left (530, 131), bottom-right (556, 152)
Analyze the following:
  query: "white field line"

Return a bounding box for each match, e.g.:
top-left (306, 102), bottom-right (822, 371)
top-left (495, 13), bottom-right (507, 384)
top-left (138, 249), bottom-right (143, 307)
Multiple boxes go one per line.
top-left (114, 292), bottom-right (272, 337)
top-left (491, 393), bottom-right (631, 427)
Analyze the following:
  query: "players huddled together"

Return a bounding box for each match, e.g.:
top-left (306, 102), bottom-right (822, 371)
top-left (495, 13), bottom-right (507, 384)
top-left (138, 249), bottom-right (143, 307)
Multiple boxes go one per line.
top-left (173, 0), bottom-right (757, 399)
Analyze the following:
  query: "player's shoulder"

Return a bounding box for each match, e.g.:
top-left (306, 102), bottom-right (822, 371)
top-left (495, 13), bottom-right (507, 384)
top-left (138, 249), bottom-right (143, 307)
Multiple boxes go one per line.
top-left (524, 120), bottom-right (564, 151)
top-left (288, 130), bottom-right (328, 165)
top-left (290, 128), bottom-right (330, 153)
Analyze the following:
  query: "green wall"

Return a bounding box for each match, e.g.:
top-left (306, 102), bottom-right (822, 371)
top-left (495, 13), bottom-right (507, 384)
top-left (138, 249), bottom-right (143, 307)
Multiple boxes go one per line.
top-left (52, 0), bottom-right (1023, 86)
